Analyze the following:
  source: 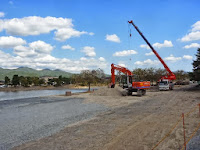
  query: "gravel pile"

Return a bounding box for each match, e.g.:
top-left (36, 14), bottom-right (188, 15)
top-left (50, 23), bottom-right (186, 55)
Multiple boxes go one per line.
top-left (92, 86), bottom-right (125, 96)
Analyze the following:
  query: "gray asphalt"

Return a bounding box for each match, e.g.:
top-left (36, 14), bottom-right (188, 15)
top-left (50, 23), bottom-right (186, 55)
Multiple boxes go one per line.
top-left (0, 96), bottom-right (108, 150)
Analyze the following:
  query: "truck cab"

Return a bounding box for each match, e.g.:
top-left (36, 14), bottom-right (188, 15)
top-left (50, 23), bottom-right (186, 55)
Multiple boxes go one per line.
top-left (159, 79), bottom-right (174, 90)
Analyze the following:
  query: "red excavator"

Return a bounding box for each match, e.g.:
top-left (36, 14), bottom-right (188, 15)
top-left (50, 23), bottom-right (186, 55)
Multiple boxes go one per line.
top-left (128, 20), bottom-right (176, 90)
top-left (111, 63), bottom-right (150, 96)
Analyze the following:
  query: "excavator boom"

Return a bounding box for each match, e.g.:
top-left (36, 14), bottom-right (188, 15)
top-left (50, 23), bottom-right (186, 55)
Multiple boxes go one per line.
top-left (128, 20), bottom-right (176, 80)
top-left (111, 63), bottom-right (132, 86)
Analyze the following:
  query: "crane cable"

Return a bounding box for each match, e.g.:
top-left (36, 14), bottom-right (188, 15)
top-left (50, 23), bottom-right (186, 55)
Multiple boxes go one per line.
top-left (128, 23), bottom-right (132, 66)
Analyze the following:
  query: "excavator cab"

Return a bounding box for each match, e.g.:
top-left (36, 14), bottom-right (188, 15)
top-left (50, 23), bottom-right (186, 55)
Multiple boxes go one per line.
top-left (127, 75), bottom-right (133, 88)
top-left (119, 75), bottom-right (133, 89)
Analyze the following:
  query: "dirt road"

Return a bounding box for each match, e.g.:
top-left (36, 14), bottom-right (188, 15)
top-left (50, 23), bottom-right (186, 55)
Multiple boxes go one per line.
top-left (13, 85), bottom-right (200, 150)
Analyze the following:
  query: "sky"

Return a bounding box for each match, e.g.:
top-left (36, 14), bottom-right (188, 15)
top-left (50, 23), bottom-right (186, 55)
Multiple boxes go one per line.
top-left (0, 0), bottom-right (200, 74)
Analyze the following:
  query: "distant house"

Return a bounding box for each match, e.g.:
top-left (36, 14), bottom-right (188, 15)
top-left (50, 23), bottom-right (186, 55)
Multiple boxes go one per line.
top-left (0, 80), bottom-right (5, 85)
top-left (40, 76), bottom-right (58, 84)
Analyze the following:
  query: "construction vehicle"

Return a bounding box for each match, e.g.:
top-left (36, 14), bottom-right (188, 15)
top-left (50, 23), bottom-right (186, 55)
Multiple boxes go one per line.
top-left (111, 63), bottom-right (150, 96)
top-left (128, 20), bottom-right (176, 90)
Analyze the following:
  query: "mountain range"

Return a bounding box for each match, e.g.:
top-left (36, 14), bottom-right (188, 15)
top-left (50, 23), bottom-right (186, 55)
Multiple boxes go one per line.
top-left (0, 67), bottom-right (73, 80)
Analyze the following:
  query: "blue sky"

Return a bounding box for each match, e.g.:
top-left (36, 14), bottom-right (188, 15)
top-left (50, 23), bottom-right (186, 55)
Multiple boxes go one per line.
top-left (0, 0), bottom-right (200, 74)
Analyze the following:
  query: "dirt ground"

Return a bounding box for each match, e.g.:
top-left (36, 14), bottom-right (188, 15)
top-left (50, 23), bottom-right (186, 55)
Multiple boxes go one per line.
top-left (13, 84), bottom-right (200, 150)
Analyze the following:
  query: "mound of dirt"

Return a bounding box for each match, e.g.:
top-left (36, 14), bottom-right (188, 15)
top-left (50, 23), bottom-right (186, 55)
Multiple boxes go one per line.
top-left (92, 86), bottom-right (125, 96)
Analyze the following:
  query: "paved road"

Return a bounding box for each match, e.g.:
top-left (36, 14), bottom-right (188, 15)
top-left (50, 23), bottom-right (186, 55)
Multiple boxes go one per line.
top-left (0, 96), bottom-right (107, 150)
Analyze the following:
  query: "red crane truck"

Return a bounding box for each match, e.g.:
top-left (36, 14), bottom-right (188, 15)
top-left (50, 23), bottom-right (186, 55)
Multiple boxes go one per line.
top-left (128, 20), bottom-right (176, 90)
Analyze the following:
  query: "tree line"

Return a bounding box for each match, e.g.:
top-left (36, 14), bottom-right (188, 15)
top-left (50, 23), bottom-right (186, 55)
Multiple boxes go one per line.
top-left (5, 75), bottom-right (46, 87)
top-left (4, 69), bottom-right (108, 88)
top-left (132, 68), bottom-right (189, 85)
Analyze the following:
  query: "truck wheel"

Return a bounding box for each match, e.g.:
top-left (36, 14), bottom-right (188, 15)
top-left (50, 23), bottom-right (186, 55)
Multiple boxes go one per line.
top-left (111, 84), bottom-right (115, 88)
top-left (142, 90), bottom-right (146, 95)
top-left (137, 90), bottom-right (142, 97)
top-left (122, 91), bottom-right (127, 96)
top-left (127, 91), bottom-right (132, 96)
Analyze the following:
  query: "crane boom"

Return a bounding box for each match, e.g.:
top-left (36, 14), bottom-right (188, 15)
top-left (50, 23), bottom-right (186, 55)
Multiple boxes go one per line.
top-left (128, 20), bottom-right (176, 80)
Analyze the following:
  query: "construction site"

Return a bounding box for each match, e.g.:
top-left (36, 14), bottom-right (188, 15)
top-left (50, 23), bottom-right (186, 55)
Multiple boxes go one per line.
top-left (7, 21), bottom-right (200, 150)
top-left (9, 84), bottom-right (199, 150)
top-left (0, 1), bottom-right (200, 149)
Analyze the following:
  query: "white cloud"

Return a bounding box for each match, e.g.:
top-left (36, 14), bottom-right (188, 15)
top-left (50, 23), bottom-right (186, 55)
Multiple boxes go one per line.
top-left (80, 57), bottom-right (87, 61)
top-left (14, 45), bottom-right (36, 57)
top-left (81, 46), bottom-right (96, 57)
top-left (140, 44), bottom-right (150, 49)
top-left (13, 40), bottom-right (53, 57)
top-left (29, 40), bottom-right (53, 53)
top-left (153, 40), bottom-right (173, 49)
top-left (118, 63), bottom-right (126, 67)
top-left (0, 12), bottom-right (5, 18)
top-left (105, 34), bottom-right (120, 43)
top-left (34, 55), bottom-right (58, 63)
top-left (183, 55), bottom-right (193, 60)
top-left (89, 32), bottom-right (94, 36)
top-left (0, 16), bottom-right (92, 41)
top-left (61, 45), bottom-right (75, 50)
top-left (0, 50), bottom-right (12, 59)
top-left (183, 43), bottom-right (200, 49)
top-left (0, 36), bottom-right (26, 48)
top-left (134, 59), bottom-right (160, 66)
top-left (180, 21), bottom-right (200, 42)
top-left (99, 57), bottom-right (105, 62)
top-left (164, 54), bottom-right (182, 62)
top-left (140, 40), bottom-right (173, 49)
top-left (145, 51), bottom-right (154, 56)
top-left (191, 21), bottom-right (200, 32)
top-left (181, 31), bottom-right (200, 42)
top-left (0, 49), bottom-right (108, 72)
top-left (113, 50), bottom-right (137, 57)
top-left (55, 28), bottom-right (87, 41)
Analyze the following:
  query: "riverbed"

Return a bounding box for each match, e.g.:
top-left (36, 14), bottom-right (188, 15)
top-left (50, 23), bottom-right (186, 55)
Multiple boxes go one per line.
top-left (0, 95), bottom-right (107, 150)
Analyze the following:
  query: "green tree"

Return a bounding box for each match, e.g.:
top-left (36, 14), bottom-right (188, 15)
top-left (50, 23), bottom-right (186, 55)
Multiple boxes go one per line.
top-left (192, 48), bottom-right (200, 83)
top-left (19, 76), bottom-right (29, 87)
top-left (32, 77), bottom-right (39, 86)
top-left (174, 70), bottom-right (188, 81)
top-left (12, 75), bottom-right (20, 87)
top-left (62, 77), bottom-right (71, 84)
top-left (80, 70), bottom-right (96, 91)
top-left (5, 76), bottom-right (10, 85)
top-left (188, 72), bottom-right (195, 81)
top-left (39, 79), bottom-right (45, 85)
top-left (133, 68), bottom-right (146, 81)
top-left (145, 68), bottom-right (155, 85)
top-left (55, 78), bottom-right (61, 86)
top-left (27, 77), bottom-right (33, 85)
top-left (154, 68), bottom-right (167, 82)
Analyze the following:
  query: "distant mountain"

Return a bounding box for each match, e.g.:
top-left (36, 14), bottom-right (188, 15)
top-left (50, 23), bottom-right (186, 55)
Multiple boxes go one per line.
top-left (0, 67), bottom-right (73, 80)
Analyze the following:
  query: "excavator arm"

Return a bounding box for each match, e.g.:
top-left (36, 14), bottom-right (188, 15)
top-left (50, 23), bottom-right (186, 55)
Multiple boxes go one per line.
top-left (111, 63), bottom-right (133, 88)
top-left (128, 20), bottom-right (176, 81)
